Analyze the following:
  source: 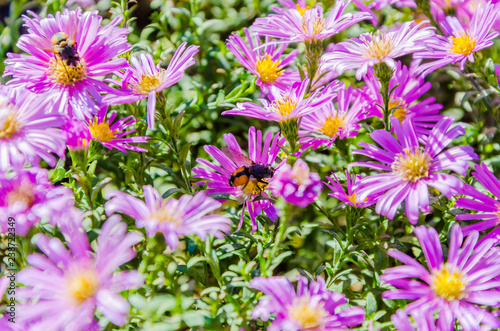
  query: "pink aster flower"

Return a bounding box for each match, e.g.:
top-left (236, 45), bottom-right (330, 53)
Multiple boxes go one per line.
top-left (84, 106), bottom-right (148, 153)
top-left (105, 187), bottom-right (232, 250)
top-left (63, 117), bottom-right (91, 151)
top-left (455, 163), bottom-right (500, 241)
top-left (4, 8), bottom-right (131, 120)
top-left (0, 167), bottom-right (74, 236)
top-left (325, 170), bottom-right (378, 208)
top-left (222, 79), bottom-right (337, 123)
top-left (226, 28), bottom-right (299, 94)
top-left (0, 276), bottom-right (25, 330)
top-left (18, 215), bottom-right (144, 330)
top-left (324, 21), bottom-right (435, 80)
top-left (0, 86), bottom-right (66, 171)
top-left (457, 0), bottom-right (500, 30)
top-left (352, 117), bottom-right (478, 224)
top-left (299, 84), bottom-right (369, 150)
top-left (381, 224), bottom-right (500, 330)
top-left (251, 0), bottom-right (371, 43)
top-left (416, 2), bottom-right (500, 76)
top-left (361, 61), bottom-right (443, 137)
top-left (249, 275), bottom-right (366, 330)
top-left (367, 0), bottom-right (417, 10)
top-left (192, 127), bottom-right (285, 232)
top-left (276, 0), bottom-right (309, 12)
top-left (391, 308), bottom-right (440, 331)
top-left (103, 43), bottom-right (199, 128)
top-left (270, 159), bottom-right (322, 207)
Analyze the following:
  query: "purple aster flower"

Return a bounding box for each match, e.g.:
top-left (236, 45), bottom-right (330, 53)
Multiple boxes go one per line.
top-left (391, 308), bottom-right (440, 331)
top-left (103, 43), bottom-right (199, 128)
top-left (361, 61), bottom-right (443, 137)
top-left (18, 215), bottom-right (144, 330)
top-left (457, 0), bottom-right (500, 30)
top-left (325, 170), bottom-right (378, 208)
top-left (367, 0), bottom-right (417, 10)
top-left (299, 84), bottom-right (369, 150)
top-left (226, 28), bottom-right (299, 94)
top-left (193, 126), bottom-right (285, 232)
top-left (324, 21), bottom-right (435, 79)
top-left (0, 167), bottom-right (74, 236)
top-left (0, 276), bottom-right (24, 330)
top-left (381, 224), bottom-right (500, 330)
top-left (249, 275), bottom-right (366, 330)
top-left (270, 159), bottom-right (322, 207)
top-left (63, 117), bottom-right (91, 151)
top-left (251, 0), bottom-right (371, 43)
top-left (84, 106), bottom-right (148, 153)
top-left (105, 187), bottom-right (232, 250)
top-left (222, 79), bottom-right (337, 123)
top-left (455, 162), bottom-right (500, 241)
top-left (277, 0), bottom-right (310, 13)
top-left (416, 2), bottom-right (500, 76)
top-left (4, 8), bottom-right (131, 120)
top-left (352, 117), bottom-right (478, 224)
top-left (0, 86), bottom-right (66, 171)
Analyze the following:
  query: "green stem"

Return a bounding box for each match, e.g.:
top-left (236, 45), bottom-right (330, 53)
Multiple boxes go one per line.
top-left (170, 137), bottom-right (192, 193)
top-left (304, 39), bottom-right (324, 94)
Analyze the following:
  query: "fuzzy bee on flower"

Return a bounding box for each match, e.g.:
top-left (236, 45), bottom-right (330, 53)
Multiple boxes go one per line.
top-left (224, 147), bottom-right (276, 204)
top-left (193, 127), bottom-right (285, 232)
top-left (50, 31), bottom-right (80, 66)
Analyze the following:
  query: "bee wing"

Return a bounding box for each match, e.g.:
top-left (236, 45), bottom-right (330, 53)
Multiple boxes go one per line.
top-left (221, 147), bottom-right (253, 167)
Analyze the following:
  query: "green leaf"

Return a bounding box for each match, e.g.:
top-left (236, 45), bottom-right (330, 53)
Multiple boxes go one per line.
top-left (366, 292), bottom-right (377, 314)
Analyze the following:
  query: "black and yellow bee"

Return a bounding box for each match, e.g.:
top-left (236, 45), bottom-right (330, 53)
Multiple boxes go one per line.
top-left (223, 147), bottom-right (275, 203)
top-left (50, 32), bottom-right (80, 67)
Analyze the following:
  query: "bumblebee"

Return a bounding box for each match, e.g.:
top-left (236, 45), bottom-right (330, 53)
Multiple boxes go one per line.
top-left (223, 147), bottom-right (275, 201)
top-left (50, 32), bottom-right (79, 67)
top-left (229, 164), bottom-right (275, 189)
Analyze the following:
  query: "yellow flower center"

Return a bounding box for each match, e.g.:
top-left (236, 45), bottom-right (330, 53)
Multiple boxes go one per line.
top-left (321, 116), bottom-right (345, 138)
top-left (7, 181), bottom-right (35, 208)
top-left (362, 33), bottom-right (395, 60)
top-left (270, 96), bottom-right (298, 119)
top-left (149, 203), bottom-right (184, 226)
top-left (66, 268), bottom-right (99, 304)
top-left (48, 58), bottom-right (87, 85)
top-left (130, 74), bottom-right (164, 95)
top-left (242, 179), bottom-right (269, 196)
top-left (450, 34), bottom-right (476, 55)
top-left (392, 147), bottom-right (432, 182)
top-left (288, 296), bottom-right (328, 330)
top-left (389, 98), bottom-right (408, 124)
top-left (296, 3), bottom-right (311, 15)
top-left (347, 193), bottom-right (358, 205)
top-left (431, 264), bottom-right (467, 301)
top-left (255, 55), bottom-right (283, 83)
top-left (0, 112), bottom-right (20, 139)
top-left (88, 117), bottom-right (118, 142)
top-left (301, 14), bottom-right (325, 36)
